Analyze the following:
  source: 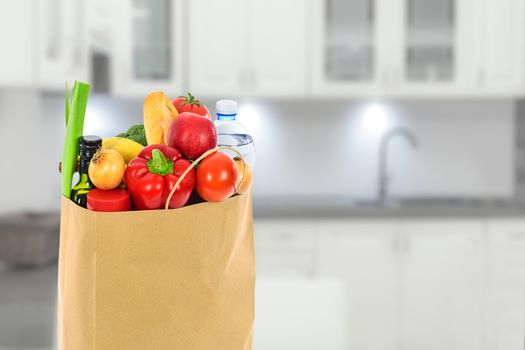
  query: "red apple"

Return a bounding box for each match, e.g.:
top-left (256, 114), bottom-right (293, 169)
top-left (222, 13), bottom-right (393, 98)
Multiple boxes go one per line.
top-left (167, 112), bottom-right (218, 160)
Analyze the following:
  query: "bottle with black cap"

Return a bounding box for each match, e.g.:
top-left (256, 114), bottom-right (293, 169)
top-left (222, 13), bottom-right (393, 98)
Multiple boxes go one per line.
top-left (71, 135), bottom-right (102, 208)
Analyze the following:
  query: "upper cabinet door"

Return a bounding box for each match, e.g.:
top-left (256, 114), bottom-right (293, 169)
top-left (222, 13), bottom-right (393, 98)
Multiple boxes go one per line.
top-left (311, 0), bottom-right (382, 96)
top-left (478, 0), bottom-right (525, 94)
top-left (394, 0), bottom-right (477, 95)
top-left (37, 0), bottom-right (90, 90)
top-left (249, 0), bottom-right (307, 97)
top-left (113, 0), bottom-right (182, 97)
top-left (188, 0), bottom-right (247, 97)
top-left (0, 0), bottom-right (36, 87)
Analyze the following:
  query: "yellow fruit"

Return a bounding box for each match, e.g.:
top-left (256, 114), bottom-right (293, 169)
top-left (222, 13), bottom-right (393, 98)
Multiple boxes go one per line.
top-left (102, 137), bottom-right (144, 163)
top-left (234, 157), bottom-right (253, 194)
top-left (143, 91), bottom-right (179, 145)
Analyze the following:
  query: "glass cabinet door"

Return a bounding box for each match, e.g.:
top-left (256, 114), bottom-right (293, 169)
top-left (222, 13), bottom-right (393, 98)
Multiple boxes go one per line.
top-left (404, 0), bottom-right (455, 82)
top-left (114, 0), bottom-right (181, 96)
top-left (132, 0), bottom-right (172, 81)
top-left (324, 0), bottom-right (375, 82)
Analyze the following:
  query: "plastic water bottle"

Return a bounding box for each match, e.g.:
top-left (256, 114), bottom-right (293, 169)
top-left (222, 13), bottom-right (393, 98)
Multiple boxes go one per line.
top-left (214, 100), bottom-right (255, 167)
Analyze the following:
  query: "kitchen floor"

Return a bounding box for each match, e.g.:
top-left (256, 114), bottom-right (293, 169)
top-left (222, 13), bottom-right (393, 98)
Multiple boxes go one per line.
top-left (0, 263), bottom-right (57, 350)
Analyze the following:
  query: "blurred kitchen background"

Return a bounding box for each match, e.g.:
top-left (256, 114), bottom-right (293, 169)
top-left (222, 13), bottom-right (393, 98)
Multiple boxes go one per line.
top-left (1, 0), bottom-right (525, 349)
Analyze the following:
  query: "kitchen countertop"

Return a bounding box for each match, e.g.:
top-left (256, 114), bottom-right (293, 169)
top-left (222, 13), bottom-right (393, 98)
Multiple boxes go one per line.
top-left (3, 198), bottom-right (525, 221)
top-left (252, 196), bottom-right (525, 218)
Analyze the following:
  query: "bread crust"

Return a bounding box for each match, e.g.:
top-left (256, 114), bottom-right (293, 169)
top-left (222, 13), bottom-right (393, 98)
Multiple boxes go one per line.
top-left (143, 92), bottom-right (179, 145)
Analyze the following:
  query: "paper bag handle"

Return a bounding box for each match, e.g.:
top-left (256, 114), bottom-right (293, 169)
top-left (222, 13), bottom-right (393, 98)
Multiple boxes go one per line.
top-left (165, 146), bottom-right (248, 210)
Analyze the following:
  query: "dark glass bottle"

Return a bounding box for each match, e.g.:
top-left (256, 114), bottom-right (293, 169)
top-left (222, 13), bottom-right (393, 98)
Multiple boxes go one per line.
top-left (71, 135), bottom-right (102, 208)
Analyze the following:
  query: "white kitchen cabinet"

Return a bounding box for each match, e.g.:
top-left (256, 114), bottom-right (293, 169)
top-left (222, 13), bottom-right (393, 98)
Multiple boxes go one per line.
top-left (112, 0), bottom-right (183, 97)
top-left (0, 0), bottom-right (89, 90)
top-left (476, 0), bottom-right (525, 95)
top-left (311, 0), bottom-right (383, 96)
top-left (318, 220), bottom-right (399, 350)
top-left (317, 219), bottom-right (485, 350)
top-left (485, 219), bottom-right (525, 350)
top-left (89, 0), bottom-right (113, 54)
top-left (310, 0), bottom-right (524, 97)
top-left (254, 221), bottom-right (350, 350)
top-left (311, 0), bottom-right (476, 97)
top-left (255, 279), bottom-right (348, 350)
top-left (189, 0), bottom-right (307, 97)
top-left (248, 0), bottom-right (307, 96)
top-left (37, 0), bottom-right (90, 90)
top-left (254, 217), bottom-right (525, 350)
top-left (254, 220), bottom-right (319, 278)
top-left (393, 0), bottom-right (478, 96)
top-left (0, 0), bottom-right (37, 87)
top-left (399, 220), bottom-right (484, 350)
top-left (188, 0), bottom-right (247, 96)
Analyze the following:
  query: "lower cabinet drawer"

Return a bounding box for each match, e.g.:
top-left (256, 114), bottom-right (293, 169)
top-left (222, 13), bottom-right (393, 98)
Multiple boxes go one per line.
top-left (255, 220), bottom-right (318, 277)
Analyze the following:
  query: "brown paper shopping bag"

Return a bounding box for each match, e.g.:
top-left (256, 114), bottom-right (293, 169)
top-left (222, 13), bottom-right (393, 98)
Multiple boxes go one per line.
top-left (57, 193), bottom-right (255, 350)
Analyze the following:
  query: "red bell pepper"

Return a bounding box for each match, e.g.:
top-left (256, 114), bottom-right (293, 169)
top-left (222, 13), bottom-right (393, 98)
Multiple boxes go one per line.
top-left (125, 144), bottom-right (195, 210)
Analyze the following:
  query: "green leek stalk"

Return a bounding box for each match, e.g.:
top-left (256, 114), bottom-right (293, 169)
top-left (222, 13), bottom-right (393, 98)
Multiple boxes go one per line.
top-left (61, 81), bottom-right (90, 198)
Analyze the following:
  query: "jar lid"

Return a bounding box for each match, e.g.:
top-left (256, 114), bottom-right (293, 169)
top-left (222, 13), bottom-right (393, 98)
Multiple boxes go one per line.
top-left (80, 135), bottom-right (102, 148)
top-left (87, 189), bottom-right (131, 212)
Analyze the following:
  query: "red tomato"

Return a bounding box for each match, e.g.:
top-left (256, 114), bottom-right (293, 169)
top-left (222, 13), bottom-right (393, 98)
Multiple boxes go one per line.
top-left (196, 152), bottom-right (239, 202)
top-left (172, 92), bottom-right (210, 118)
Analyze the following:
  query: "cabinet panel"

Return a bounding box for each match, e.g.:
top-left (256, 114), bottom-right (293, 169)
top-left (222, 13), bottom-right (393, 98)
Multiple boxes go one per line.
top-left (254, 279), bottom-right (348, 350)
top-left (393, 0), bottom-right (478, 95)
top-left (0, 0), bottom-right (36, 87)
top-left (255, 220), bottom-right (318, 278)
top-left (254, 220), bottom-right (348, 350)
top-left (249, 0), bottom-right (307, 96)
top-left (318, 220), bottom-right (399, 350)
top-left (400, 220), bottom-right (484, 350)
top-left (479, 0), bottom-right (525, 93)
top-left (37, 0), bottom-right (90, 89)
top-left (404, 0), bottom-right (455, 83)
top-left (188, 0), bottom-right (246, 96)
top-left (486, 220), bottom-right (525, 350)
top-left (113, 0), bottom-right (183, 96)
top-left (311, 0), bottom-right (384, 96)
top-left (311, 0), bottom-right (512, 96)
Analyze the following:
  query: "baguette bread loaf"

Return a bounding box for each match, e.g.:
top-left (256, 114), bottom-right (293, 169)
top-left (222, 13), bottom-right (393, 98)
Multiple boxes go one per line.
top-left (143, 91), bottom-right (179, 145)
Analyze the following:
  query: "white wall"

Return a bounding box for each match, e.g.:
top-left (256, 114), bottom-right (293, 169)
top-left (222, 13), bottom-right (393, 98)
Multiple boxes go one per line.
top-left (0, 93), bottom-right (515, 214)
top-left (0, 91), bottom-right (63, 214)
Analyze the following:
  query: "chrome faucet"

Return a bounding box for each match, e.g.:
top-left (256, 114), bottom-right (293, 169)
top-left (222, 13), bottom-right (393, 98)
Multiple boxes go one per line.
top-left (378, 127), bottom-right (419, 204)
